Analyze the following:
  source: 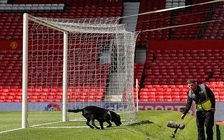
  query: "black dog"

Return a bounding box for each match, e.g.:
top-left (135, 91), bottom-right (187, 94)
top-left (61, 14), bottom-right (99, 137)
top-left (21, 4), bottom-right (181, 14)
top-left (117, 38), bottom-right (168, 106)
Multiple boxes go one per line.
top-left (68, 106), bottom-right (122, 129)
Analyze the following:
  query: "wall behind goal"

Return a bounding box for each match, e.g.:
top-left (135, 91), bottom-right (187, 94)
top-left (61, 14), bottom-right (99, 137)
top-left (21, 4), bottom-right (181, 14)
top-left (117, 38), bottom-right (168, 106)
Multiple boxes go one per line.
top-left (148, 40), bottom-right (224, 50)
top-left (0, 40), bottom-right (22, 50)
top-left (1, 40), bottom-right (224, 50)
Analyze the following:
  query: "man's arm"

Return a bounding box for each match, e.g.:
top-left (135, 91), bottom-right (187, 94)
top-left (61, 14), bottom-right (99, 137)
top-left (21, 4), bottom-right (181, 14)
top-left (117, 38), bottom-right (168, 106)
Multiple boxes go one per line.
top-left (181, 95), bottom-right (193, 120)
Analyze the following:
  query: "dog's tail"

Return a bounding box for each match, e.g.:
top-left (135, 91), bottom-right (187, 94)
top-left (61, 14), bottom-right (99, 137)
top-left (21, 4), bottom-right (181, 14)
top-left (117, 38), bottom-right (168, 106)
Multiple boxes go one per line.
top-left (67, 109), bottom-right (83, 113)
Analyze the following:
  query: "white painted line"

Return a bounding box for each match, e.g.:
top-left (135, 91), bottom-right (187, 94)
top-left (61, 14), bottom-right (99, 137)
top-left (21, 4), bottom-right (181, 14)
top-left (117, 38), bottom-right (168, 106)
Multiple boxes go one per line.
top-left (0, 128), bottom-right (23, 134)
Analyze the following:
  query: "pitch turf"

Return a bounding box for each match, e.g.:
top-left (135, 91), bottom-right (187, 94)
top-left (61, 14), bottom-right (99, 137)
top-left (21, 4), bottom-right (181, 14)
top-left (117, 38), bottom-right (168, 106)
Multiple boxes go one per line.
top-left (0, 110), bottom-right (223, 140)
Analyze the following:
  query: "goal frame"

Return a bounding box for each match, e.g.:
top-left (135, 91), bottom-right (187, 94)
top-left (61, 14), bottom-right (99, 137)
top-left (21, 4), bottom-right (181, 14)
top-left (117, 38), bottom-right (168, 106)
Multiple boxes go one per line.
top-left (22, 13), bottom-right (137, 128)
top-left (22, 13), bottom-right (69, 128)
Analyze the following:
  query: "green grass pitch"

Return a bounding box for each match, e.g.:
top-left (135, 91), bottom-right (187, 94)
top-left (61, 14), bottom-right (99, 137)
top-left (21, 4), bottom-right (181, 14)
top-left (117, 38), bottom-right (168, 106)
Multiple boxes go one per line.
top-left (0, 110), bottom-right (223, 140)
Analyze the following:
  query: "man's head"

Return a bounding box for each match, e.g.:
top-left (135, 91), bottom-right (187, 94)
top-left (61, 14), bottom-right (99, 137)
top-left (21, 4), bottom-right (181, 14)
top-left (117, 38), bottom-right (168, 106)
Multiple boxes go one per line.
top-left (187, 79), bottom-right (197, 91)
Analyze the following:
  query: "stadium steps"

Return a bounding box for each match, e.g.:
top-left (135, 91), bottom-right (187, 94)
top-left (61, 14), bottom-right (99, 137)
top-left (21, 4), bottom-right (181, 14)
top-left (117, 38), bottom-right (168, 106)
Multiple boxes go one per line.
top-left (121, 2), bottom-right (140, 32)
top-left (136, 0), bottom-right (171, 47)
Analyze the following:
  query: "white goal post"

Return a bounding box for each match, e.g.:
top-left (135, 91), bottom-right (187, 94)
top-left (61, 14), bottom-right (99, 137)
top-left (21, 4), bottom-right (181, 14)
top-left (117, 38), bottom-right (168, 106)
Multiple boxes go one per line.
top-left (22, 13), bottom-right (137, 128)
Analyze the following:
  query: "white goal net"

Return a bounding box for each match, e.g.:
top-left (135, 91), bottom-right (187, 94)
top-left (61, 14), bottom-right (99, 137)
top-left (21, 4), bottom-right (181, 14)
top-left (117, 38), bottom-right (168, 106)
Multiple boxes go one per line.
top-left (22, 13), bottom-right (137, 128)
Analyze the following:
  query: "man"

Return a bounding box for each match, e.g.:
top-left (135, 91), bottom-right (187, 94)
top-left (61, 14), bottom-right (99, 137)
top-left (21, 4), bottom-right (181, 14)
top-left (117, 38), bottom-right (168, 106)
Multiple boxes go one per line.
top-left (181, 79), bottom-right (216, 140)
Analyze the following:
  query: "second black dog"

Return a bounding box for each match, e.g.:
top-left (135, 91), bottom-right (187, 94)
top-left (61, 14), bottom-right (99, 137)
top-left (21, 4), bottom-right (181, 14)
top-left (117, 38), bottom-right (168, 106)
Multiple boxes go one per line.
top-left (68, 106), bottom-right (122, 129)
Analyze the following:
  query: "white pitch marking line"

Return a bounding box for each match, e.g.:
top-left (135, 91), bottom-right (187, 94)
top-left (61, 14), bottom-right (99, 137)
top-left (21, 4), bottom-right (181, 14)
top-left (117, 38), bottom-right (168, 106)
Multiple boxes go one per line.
top-left (0, 128), bottom-right (23, 134)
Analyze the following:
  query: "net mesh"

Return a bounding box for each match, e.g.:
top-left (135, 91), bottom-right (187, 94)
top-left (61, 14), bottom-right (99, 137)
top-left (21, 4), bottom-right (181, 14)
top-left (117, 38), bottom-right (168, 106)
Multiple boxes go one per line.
top-left (25, 15), bottom-right (138, 128)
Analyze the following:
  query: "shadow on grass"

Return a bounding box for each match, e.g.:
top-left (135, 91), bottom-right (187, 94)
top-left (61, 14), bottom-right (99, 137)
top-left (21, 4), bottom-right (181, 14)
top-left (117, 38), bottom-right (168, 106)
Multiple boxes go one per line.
top-left (127, 120), bottom-right (154, 126)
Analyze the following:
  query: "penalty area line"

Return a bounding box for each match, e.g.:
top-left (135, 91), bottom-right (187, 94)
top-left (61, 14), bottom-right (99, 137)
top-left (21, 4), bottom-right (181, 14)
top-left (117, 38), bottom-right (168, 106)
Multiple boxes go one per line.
top-left (0, 128), bottom-right (23, 134)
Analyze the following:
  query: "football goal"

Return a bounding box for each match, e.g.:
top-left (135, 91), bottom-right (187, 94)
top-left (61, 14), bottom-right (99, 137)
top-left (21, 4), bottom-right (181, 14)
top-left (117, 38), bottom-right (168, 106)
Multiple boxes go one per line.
top-left (22, 13), bottom-right (137, 128)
